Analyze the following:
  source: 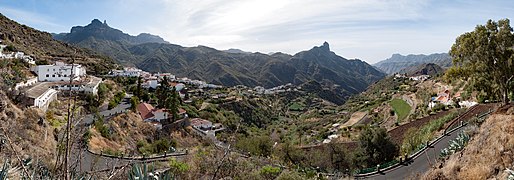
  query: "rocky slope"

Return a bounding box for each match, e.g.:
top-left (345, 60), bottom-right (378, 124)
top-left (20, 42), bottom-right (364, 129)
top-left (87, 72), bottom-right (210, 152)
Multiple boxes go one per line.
top-left (423, 106), bottom-right (514, 179)
top-left (374, 53), bottom-right (451, 75)
top-left (0, 14), bottom-right (116, 75)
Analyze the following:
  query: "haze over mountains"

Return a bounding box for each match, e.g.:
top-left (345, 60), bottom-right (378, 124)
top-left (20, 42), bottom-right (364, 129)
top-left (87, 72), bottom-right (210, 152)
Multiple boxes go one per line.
top-left (374, 53), bottom-right (452, 74)
top-left (53, 19), bottom-right (386, 97)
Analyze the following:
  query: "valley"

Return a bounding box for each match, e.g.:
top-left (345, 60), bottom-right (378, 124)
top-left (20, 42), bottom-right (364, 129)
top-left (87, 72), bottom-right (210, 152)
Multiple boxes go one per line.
top-left (0, 4), bottom-right (512, 180)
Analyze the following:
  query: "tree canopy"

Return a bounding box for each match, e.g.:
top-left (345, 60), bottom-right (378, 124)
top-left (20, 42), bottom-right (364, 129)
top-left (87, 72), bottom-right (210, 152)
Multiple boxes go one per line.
top-left (446, 18), bottom-right (514, 104)
top-left (358, 127), bottom-right (398, 166)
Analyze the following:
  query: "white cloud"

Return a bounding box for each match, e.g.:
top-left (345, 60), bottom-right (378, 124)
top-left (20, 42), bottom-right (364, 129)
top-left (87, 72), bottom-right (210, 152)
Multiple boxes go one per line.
top-left (2, 0), bottom-right (514, 63)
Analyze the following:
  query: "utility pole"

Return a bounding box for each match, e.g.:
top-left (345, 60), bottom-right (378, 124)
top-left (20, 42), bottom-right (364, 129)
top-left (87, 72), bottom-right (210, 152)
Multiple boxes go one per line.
top-left (64, 54), bottom-right (76, 180)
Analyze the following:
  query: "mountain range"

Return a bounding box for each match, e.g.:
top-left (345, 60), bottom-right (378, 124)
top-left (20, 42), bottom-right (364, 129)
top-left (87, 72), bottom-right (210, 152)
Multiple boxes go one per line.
top-left (52, 19), bottom-right (386, 97)
top-left (374, 53), bottom-right (452, 75)
top-left (399, 63), bottom-right (445, 76)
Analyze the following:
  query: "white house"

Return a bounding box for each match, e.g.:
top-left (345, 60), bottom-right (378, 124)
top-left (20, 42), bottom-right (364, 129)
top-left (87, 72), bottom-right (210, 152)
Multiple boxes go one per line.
top-left (110, 67), bottom-right (142, 77)
top-left (14, 77), bottom-right (38, 90)
top-left (14, 52), bottom-right (24, 59)
top-left (190, 118), bottom-right (213, 130)
top-left (36, 62), bottom-right (86, 82)
top-left (0, 45), bottom-right (6, 57)
top-left (137, 103), bottom-right (169, 122)
top-left (22, 56), bottom-right (36, 65)
top-left (25, 83), bottom-right (58, 111)
top-left (53, 76), bottom-right (102, 95)
top-left (143, 79), bottom-right (159, 89)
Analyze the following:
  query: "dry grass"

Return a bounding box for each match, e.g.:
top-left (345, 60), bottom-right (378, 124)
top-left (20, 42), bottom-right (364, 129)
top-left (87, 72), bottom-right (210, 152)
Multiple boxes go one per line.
top-left (423, 107), bottom-right (514, 180)
top-left (340, 111), bottom-right (367, 128)
top-left (0, 92), bottom-right (59, 167)
top-left (89, 111), bottom-right (201, 154)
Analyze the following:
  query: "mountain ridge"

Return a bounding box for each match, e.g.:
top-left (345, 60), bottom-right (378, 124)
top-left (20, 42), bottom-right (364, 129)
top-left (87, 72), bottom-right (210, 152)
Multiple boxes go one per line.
top-left (52, 19), bottom-right (386, 100)
top-left (374, 53), bottom-right (452, 74)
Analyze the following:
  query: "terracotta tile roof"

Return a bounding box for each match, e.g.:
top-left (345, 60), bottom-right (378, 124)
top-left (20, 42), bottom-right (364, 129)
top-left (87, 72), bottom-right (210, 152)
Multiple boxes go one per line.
top-left (137, 103), bottom-right (155, 120)
top-left (178, 108), bottom-right (186, 114)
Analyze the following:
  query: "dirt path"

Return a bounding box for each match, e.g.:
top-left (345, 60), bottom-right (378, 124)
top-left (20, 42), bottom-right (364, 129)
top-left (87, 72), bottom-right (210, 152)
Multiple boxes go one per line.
top-left (340, 111), bottom-right (367, 128)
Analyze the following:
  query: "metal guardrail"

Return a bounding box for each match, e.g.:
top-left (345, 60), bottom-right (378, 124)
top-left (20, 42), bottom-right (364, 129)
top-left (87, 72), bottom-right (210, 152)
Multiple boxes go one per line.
top-left (354, 107), bottom-right (494, 178)
top-left (86, 148), bottom-right (188, 161)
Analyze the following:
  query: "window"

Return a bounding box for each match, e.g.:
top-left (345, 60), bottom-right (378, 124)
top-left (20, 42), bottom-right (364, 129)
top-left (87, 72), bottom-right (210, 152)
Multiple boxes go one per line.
top-left (64, 74), bottom-right (67, 77)
top-left (47, 69), bottom-right (49, 72)
top-left (46, 74), bottom-right (49, 77)
top-left (52, 75), bottom-right (55, 77)
top-left (53, 69), bottom-right (55, 71)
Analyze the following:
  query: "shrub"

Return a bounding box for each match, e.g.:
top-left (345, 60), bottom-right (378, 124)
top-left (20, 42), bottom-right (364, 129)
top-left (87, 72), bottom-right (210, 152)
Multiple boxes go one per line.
top-left (94, 115), bottom-right (110, 139)
top-left (260, 166), bottom-right (281, 180)
top-left (401, 111), bottom-right (459, 155)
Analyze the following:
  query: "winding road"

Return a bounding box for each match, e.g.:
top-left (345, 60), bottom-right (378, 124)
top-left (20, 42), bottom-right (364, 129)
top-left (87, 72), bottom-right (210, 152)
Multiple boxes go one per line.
top-left (361, 127), bottom-right (465, 179)
top-left (360, 105), bottom-right (495, 179)
top-left (68, 94), bottom-right (186, 174)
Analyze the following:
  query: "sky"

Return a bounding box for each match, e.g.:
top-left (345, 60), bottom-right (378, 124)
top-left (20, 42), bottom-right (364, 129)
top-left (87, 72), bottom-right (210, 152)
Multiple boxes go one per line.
top-left (0, 0), bottom-right (513, 64)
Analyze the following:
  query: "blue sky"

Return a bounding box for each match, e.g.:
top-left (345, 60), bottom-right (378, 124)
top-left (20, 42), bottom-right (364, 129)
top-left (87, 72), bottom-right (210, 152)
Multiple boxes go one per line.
top-left (1, 0), bottom-right (513, 63)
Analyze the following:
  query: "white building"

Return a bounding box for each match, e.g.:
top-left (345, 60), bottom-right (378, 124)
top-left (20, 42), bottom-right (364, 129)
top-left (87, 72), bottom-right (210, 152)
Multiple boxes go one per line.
top-left (36, 62), bottom-right (86, 82)
top-left (14, 77), bottom-right (38, 90)
top-left (0, 45), bottom-right (6, 57)
top-left (14, 52), bottom-right (24, 59)
top-left (155, 73), bottom-right (175, 80)
top-left (137, 103), bottom-right (169, 122)
top-left (53, 76), bottom-right (102, 95)
top-left (25, 83), bottom-right (58, 112)
top-left (110, 67), bottom-right (142, 77)
top-left (143, 79), bottom-right (159, 89)
top-left (22, 56), bottom-right (36, 65)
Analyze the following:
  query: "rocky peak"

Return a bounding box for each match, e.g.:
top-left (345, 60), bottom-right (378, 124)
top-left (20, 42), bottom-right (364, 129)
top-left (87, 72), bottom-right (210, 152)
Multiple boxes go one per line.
top-left (321, 41), bottom-right (330, 51)
top-left (89, 19), bottom-right (107, 27)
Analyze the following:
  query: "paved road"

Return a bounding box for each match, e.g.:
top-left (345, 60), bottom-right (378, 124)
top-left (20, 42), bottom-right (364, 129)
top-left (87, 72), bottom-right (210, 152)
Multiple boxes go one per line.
top-left (77, 93), bottom-right (132, 126)
top-left (361, 127), bottom-right (465, 179)
top-left (68, 94), bottom-right (186, 174)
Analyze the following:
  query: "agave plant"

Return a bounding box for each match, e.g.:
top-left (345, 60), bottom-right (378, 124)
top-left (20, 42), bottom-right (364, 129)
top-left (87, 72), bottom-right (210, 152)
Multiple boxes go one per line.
top-left (506, 168), bottom-right (514, 180)
top-left (128, 163), bottom-right (175, 180)
top-left (439, 132), bottom-right (470, 159)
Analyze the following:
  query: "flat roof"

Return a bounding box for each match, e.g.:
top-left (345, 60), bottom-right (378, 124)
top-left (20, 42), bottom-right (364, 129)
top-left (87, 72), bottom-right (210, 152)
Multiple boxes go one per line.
top-left (25, 82), bottom-right (55, 98)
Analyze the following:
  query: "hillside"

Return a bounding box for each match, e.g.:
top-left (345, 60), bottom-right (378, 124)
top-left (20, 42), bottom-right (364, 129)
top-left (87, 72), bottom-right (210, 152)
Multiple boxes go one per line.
top-left (399, 63), bottom-right (445, 76)
top-left (374, 53), bottom-right (451, 74)
top-left (53, 20), bottom-right (386, 96)
top-left (0, 14), bottom-right (116, 74)
top-left (424, 106), bottom-right (514, 179)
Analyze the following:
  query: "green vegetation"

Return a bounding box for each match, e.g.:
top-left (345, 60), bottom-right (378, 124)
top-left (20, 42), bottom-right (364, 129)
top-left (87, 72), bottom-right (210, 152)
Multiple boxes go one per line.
top-left (401, 111), bottom-right (459, 155)
top-left (288, 102), bottom-right (305, 111)
top-left (128, 163), bottom-right (174, 179)
top-left (446, 18), bottom-right (514, 104)
top-left (94, 115), bottom-right (110, 139)
top-left (136, 139), bottom-right (176, 155)
top-left (389, 98), bottom-right (411, 122)
top-left (260, 165), bottom-right (282, 179)
top-left (439, 132), bottom-right (470, 159)
top-left (168, 158), bottom-right (189, 178)
top-left (235, 135), bottom-right (273, 157)
top-left (46, 110), bottom-right (66, 127)
top-left (103, 148), bottom-right (123, 156)
top-left (130, 96), bottom-right (139, 111)
top-left (108, 90), bottom-right (125, 109)
top-left (358, 127), bottom-right (398, 166)
top-left (156, 76), bottom-right (181, 123)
